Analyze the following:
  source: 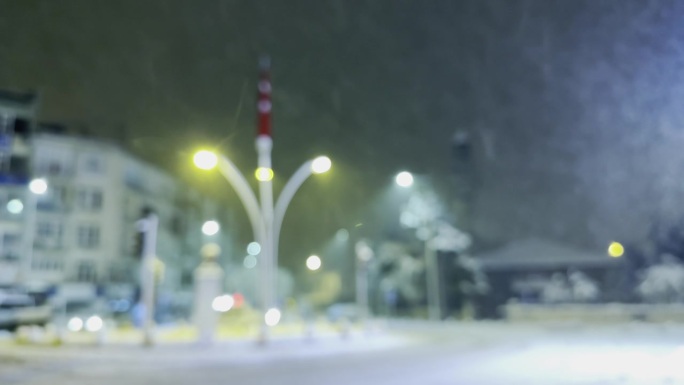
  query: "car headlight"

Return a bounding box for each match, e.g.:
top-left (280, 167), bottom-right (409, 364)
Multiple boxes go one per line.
top-left (85, 315), bottom-right (104, 332)
top-left (67, 317), bottom-right (84, 332)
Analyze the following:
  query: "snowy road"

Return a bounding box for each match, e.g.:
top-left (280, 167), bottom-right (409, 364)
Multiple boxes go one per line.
top-left (3, 322), bottom-right (684, 384)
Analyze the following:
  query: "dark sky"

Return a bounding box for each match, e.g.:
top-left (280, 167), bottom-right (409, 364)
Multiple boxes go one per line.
top-left (2, 0), bottom-right (684, 266)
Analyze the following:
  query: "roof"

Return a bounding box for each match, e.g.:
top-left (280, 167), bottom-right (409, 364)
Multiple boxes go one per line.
top-left (475, 238), bottom-right (622, 271)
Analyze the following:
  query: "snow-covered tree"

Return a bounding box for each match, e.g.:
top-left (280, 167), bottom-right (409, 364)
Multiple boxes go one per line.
top-left (568, 270), bottom-right (599, 303)
top-left (457, 254), bottom-right (489, 297)
top-left (429, 220), bottom-right (473, 253)
top-left (399, 190), bottom-right (443, 246)
top-left (374, 242), bottom-right (424, 311)
top-left (541, 273), bottom-right (572, 304)
top-left (637, 254), bottom-right (684, 304)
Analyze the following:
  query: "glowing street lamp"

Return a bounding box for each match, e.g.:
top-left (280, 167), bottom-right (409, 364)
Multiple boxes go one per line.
top-left (306, 255), bottom-right (322, 271)
top-left (202, 220), bottom-right (220, 236)
top-left (193, 150), bottom-right (218, 170)
top-left (608, 241), bottom-right (624, 258)
top-left (395, 171), bottom-right (414, 188)
top-left (29, 178), bottom-right (48, 195)
top-left (255, 167), bottom-right (274, 182)
top-left (311, 156), bottom-right (332, 174)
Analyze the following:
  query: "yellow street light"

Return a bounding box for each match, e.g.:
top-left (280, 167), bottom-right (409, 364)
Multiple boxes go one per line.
top-left (608, 241), bottom-right (624, 258)
top-left (255, 167), bottom-right (274, 181)
top-left (193, 150), bottom-right (218, 170)
top-left (311, 156), bottom-right (332, 174)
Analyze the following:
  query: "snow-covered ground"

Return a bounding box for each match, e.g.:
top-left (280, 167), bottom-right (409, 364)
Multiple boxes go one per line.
top-left (443, 323), bottom-right (684, 384)
top-left (4, 321), bottom-right (684, 384)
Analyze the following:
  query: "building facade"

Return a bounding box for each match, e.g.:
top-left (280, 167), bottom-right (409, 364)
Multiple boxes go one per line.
top-left (0, 90), bottom-right (39, 285)
top-left (0, 128), bottom-right (235, 290)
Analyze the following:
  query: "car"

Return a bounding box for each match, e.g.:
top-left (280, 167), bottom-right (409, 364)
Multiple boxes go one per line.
top-left (0, 291), bottom-right (52, 331)
top-left (60, 301), bottom-right (110, 333)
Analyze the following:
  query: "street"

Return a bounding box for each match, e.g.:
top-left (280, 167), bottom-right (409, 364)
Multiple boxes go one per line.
top-left (3, 322), bottom-right (684, 384)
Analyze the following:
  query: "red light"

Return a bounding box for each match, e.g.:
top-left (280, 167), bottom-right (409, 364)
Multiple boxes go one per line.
top-left (233, 293), bottom-right (245, 308)
top-left (256, 55), bottom-right (272, 138)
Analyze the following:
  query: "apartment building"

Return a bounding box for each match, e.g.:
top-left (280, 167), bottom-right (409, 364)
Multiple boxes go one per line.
top-left (0, 130), bottom-right (234, 290)
top-left (0, 90), bottom-right (39, 284)
top-left (25, 131), bottom-right (234, 289)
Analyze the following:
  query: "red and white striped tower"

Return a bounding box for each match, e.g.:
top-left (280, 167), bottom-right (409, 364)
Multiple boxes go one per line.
top-left (256, 55), bottom-right (275, 342)
top-left (257, 55), bottom-right (273, 138)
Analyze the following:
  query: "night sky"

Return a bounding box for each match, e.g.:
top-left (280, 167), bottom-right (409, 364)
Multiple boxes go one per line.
top-left (2, 0), bottom-right (683, 267)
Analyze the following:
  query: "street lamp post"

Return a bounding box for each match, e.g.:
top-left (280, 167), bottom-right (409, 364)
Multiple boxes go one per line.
top-left (136, 212), bottom-right (159, 347)
top-left (273, 156), bottom-right (331, 278)
top-left (193, 243), bottom-right (224, 346)
top-left (193, 220), bottom-right (224, 345)
top-left (395, 171), bottom-right (441, 321)
top-left (424, 239), bottom-right (441, 321)
top-left (19, 178), bottom-right (48, 283)
top-left (193, 56), bottom-right (331, 344)
top-left (354, 240), bottom-right (374, 328)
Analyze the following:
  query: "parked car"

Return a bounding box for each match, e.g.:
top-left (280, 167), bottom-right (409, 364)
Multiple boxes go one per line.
top-left (0, 291), bottom-right (52, 331)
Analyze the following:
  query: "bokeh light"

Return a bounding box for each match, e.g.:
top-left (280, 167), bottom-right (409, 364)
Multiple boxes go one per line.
top-left (212, 294), bottom-right (235, 312)
top-left (29, 178), bottom-right (48, 195)
top-left (244, 255), bottom-right (257, 269)
top-left (247, 241), bottom-right (261, 256)
top-left (85, 316), bottom-right (104, 332)
top-left (193, 150), bottom-right (218, 170)
top-left (255, 167), bottom-right (274, 181)
top-left (202, 220), bottom-right (220, 236)
top-left (306, 255), bottom-right (322, 271)
top-left (608, 242), bottom-right (624, 258)
top-left (395, 171), bottom-right (414, 188)
top-left (67, 317), bottom-right (84, 332)
top-left (6, 199), bottom-right (23, 214)
top-left (264, 308), bottom-right (281, 326)
top-left (336, 228), bottom-right (349, 242)
top-left (311, 156), bottom-right (332, 174)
